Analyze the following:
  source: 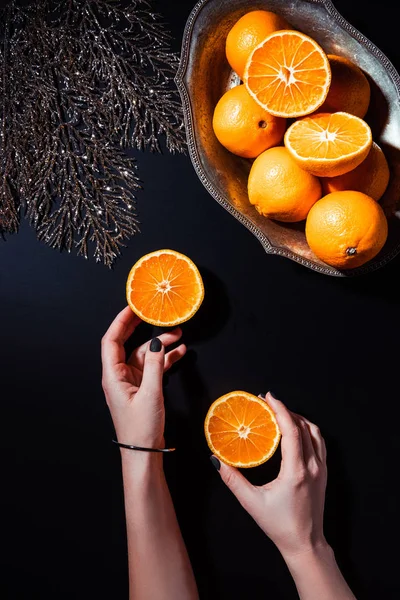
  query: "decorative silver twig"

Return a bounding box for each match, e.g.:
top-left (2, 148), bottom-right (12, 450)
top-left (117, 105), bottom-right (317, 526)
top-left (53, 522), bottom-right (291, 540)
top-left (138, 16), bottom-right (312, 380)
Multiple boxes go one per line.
top-left (0, 0), bottom-right (186, 265)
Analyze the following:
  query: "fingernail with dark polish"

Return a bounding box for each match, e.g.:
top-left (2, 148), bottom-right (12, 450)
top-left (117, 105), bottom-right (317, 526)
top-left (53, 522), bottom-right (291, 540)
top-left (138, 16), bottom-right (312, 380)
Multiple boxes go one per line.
top-left (258, 392), bottom-right (266, 399)
top-left (150, 338), bottom-right (162, 352)
top-left (210, 456), bottom-right (221, 471)
top-left (268, 391), bottom-right (278, 399)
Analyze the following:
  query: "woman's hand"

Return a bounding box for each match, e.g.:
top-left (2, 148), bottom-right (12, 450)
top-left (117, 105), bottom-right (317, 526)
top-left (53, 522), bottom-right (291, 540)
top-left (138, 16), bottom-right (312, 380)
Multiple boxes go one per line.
top-left (213, 392), bottom-right (328, 561)
top-left (102, 307), bottom-right (199, 600)
top-left (101, 306), bottom-right (186, 448)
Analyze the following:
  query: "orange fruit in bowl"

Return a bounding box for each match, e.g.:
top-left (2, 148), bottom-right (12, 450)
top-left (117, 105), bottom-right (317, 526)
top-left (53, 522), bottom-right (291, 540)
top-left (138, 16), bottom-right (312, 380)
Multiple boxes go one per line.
top-left (285, 112), bottom-right (372, 177)
top-left (226, 10), bottom-right (290, 80)
top-left (212, 84), bottom-right (286, 158)
top-left (244, 30), bottom-right (331, 118)
top-left (248, 146), bottom-right (322, 222)
top-left (319, 55), bottom-right (371, 119)
top-left (322, 142), bottom-right (390, 201)
top-left (305, 191), bottom-right (388, 269)
top-left (126, 249), bottom-right (204, 326)
top-left (204, 391), bottom-right (281, 468)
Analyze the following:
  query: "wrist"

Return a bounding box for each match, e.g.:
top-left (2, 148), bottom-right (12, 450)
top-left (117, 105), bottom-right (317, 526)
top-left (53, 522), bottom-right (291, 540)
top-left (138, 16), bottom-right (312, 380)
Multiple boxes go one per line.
top-left (282, 539), bottom-right (334, 570)
top-left (282, 540), bottom-right (357, 600)
top-left (120, 447), bottom-right (164, 484)
top-left (113, 428), bottom-right (165, 450)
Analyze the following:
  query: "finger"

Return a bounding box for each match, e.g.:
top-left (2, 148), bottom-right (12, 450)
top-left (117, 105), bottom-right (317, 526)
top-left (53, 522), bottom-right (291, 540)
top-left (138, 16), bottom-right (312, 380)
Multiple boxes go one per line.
top-left (141, 338), bottom-right (165, 396)
top-left (265, 392), bottom-right (304, 476)
top-left (296, 416), bottom-right (327, 464)
top-left (260, 395), bottom-right (310, 463)
top-left (164, 344), bottom-right (187, 371)
top-left (101, 307), bottom-right (141, 372)
top-left (128, 327), bottom-right (183, 365)
top-left (211, 456), bottom-right (256, 511)
top-left (292, 413), bottom-right (317, 466)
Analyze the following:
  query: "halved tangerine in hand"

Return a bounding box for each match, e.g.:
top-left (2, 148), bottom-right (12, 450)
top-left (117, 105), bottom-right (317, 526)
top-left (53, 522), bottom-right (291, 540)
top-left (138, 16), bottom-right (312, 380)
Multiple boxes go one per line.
top-left (205, 391), bottom-right (281, 468)
top-left (126, 249), bottom-right (204, 327)
top-left (244, 30), bottom-right (331, 118)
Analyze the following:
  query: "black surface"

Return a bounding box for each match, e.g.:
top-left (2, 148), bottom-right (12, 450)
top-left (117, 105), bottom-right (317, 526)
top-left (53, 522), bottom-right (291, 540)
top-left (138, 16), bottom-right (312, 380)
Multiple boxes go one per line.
top-left (1, 1), bottom-right (400, 598)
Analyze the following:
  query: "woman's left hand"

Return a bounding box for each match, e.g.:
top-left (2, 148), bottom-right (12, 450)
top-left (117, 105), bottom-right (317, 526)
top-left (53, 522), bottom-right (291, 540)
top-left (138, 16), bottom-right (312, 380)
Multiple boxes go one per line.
top-left (101, 306), bottom-right (186, 448)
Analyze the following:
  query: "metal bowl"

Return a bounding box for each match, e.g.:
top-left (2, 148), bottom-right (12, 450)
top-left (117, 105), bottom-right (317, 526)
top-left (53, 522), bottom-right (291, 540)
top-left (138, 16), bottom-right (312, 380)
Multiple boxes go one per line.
top-left (175, 0), bottom-right (400, 276)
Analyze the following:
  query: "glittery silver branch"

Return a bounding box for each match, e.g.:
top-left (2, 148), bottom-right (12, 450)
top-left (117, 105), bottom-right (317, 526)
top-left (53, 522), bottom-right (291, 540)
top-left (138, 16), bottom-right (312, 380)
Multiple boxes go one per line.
top-left (0, 0), bottom-right (186, 265)
top-left (0, 6), bottom-right (24, 237)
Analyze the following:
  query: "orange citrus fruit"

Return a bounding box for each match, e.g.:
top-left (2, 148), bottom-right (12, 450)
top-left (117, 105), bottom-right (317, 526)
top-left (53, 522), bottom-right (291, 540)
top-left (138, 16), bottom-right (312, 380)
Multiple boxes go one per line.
top-left (126, 249), bottom-right (204, 326)
top-left (322, 142), bottom-right (390, 201)
top-left (226, 10), bottom-right (290, 80)
top-left (305, 191), bottom-right (388, 269)
top-left (319, 55), bottom-right (371, 119)
top-left (248, 146), bottom-right (322, 222)
top-left (244, 30), bottom-right (331, 118)
top-left (212, 84), bottom-right (286, 158)
top-left (284, 112), bottom-right (372, 177)
top-left (204, 391), bottom-right (281, 468)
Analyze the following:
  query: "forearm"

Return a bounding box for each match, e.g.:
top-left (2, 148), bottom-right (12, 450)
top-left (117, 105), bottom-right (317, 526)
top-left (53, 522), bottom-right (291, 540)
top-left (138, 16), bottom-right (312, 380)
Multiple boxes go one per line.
top-left (121, 451), bottom-right (199, 600)
top-left (283, 543), bottom-right (356, 600)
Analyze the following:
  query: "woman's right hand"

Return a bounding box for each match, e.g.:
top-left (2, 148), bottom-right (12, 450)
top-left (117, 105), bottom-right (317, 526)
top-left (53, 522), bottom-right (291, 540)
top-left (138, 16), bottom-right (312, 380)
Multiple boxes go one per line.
top-left (212, 392), bottom-right (328, 561)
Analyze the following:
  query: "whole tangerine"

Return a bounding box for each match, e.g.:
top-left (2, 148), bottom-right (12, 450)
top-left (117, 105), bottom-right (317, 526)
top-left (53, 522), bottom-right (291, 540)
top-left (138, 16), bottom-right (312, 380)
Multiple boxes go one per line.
top-left (306, 190), bottom-right (388, 269)
top-left (212, 85), bottom-right (286, 158)
top-left (226, 10), bottom-right (290, 80)
top-left (322, 142), bottom-right (390, 201)
top-left (248, 146), bottom-right (322, 222)
top-left (319, 54), bottom-right (371, 118)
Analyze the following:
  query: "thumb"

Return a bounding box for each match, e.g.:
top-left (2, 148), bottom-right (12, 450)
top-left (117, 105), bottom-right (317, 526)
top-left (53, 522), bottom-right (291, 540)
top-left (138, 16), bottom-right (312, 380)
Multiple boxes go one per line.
top-left (141, 337), bottom-right (165, 396)
top-left (211, 456), bottom-right (256, 510)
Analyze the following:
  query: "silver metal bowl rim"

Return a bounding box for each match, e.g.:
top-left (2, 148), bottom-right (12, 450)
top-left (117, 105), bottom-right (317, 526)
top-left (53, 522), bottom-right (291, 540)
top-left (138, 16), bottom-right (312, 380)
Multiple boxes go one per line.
top-left (175, 0), bottom-right (400, 277)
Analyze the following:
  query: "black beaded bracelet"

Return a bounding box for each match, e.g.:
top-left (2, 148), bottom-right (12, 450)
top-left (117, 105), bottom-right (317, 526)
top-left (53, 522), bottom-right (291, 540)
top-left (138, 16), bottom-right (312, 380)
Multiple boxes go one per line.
top-left (112, 439), bottom-right (176, 453)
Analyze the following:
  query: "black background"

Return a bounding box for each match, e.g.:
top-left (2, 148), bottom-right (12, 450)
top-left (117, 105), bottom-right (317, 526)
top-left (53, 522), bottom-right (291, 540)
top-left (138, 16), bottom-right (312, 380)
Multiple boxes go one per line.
top-left (1, 0), bottom-right (400, 598)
